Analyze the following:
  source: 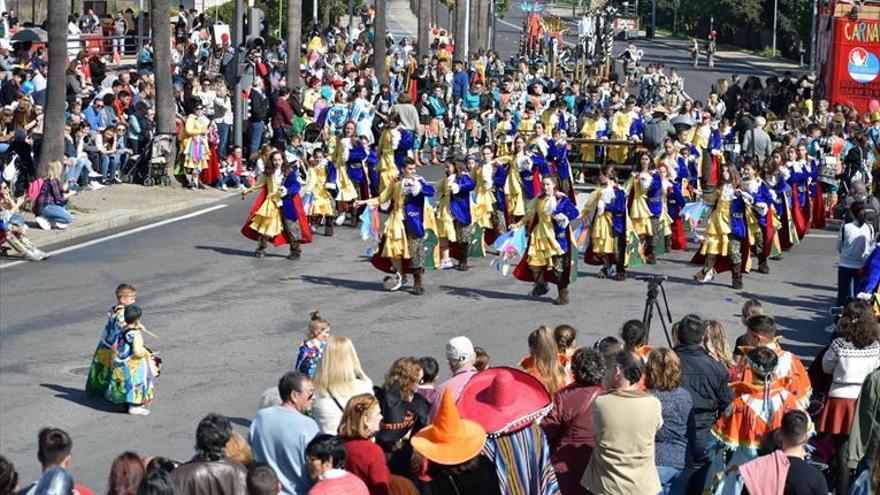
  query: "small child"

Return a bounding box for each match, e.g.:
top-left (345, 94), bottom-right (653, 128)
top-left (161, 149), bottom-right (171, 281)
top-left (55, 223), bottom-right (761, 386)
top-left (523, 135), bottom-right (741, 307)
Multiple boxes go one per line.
top-left (416, 356), bottom-right (440, 406)
top-left (620, 319), bottom-right (651, 361)
top-left (734, 299), bottom-right (765, 360)
top-left (295, 310), bottom-right (331, 377)
top-left (593, 336), bottom-right (622, 364)
top-left (106, 304), bottom-right (159, 415)
top-left (218, 146), bottom-right (245, 191)
top-left (474, 346), bottom-right (490, 371)
top-left (85, 283), bottom-right (137, 397)
top-left (0, 180), bottom-right (47, 261)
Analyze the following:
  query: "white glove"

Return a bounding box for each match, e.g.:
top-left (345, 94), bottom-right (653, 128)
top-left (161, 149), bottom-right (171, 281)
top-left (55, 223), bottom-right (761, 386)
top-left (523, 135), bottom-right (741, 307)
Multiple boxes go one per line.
top-left (640, 173), bottom-right (653, 189)
top-left (325, 183), bottom-right (337, 190)
top-left (756, 202), bottom-right (769, 216)
top-left (779, 166), bottom-right (791, 181)
top-left (450, 182), bottom-right (461, 194)
top-left (739, 190), bottom-right (754, 204)
top-left (553, 213), bottom-right (570, 228)
top-left (597, 199), bottom-right (606, 216)
top-left (711, 148), bottom-right (721, 156)
top-left (410, 179), bottom-right (423, 196)
top-left (600, 187), bottom-right (616, 203)
top-left (857, 291), bottom-right (874, 301)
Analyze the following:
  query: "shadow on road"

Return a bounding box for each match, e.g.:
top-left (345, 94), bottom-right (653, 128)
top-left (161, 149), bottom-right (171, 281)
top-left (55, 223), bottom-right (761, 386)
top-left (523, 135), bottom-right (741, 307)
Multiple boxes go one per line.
top-left (40, 383), bottom-right (125, 413)
top-left (195, 245), bottom-right (286, 258)
top-left (300, 275), bottom-right (385, 292)
top-left (437, 284), bottom-right (540, 302)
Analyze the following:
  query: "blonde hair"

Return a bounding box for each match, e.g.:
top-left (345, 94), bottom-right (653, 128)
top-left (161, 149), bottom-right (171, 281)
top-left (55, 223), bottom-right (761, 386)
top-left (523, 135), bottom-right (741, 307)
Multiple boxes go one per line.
top-left (46, 160), bottom-right (64, 181)
top-left (532, 326), bottom-right (567, 395)
top-left (313, 336), bottom-right (372, 396)
top-left (307, 310), bottom-right (330, 339)
top-left (223, 431), bottom-right (254, 467)
top-left (704, 320), bottom-right (735, 369)
top-left (644, 348), bottom-right (682, 391)
top-left (337, 393), bottom-right (378, 440)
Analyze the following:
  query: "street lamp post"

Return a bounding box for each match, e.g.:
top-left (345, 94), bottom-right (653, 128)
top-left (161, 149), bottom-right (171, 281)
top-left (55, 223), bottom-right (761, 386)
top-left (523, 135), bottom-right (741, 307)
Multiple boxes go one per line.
top-left (649, 0), bottom-right (656, 39)
top-left (771, 0), bottom-right (778, 56)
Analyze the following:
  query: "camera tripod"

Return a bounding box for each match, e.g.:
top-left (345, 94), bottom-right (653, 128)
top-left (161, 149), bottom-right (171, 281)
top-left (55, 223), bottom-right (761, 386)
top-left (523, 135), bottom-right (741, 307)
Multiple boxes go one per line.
top-left (638, 275), bottom-right (674, 347)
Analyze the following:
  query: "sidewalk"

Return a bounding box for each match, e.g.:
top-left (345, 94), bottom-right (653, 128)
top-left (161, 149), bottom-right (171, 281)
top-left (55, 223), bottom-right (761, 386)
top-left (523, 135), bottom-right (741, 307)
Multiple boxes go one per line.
top-left (386, 0), bottom-right (420, 42)
top-left (24, 185), bottom-right (229, 249)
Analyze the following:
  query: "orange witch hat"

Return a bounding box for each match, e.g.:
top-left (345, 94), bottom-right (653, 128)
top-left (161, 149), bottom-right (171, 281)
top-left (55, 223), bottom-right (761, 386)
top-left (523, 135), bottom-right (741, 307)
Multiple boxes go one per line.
top-left (411, 389), bottom-right (487, 466)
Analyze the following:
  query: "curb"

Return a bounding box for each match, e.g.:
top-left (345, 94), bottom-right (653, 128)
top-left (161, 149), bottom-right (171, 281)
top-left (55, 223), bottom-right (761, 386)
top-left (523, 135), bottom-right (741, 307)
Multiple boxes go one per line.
top-left (32, 195), bottom-right (228, 249)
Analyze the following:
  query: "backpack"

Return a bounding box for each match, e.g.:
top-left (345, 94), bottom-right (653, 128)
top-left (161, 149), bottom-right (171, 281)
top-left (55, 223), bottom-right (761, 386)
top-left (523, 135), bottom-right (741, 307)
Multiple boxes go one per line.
top-left (26, 177), bottom-right (44, 204)
top-left (643, 122), bottom-right (666, 150)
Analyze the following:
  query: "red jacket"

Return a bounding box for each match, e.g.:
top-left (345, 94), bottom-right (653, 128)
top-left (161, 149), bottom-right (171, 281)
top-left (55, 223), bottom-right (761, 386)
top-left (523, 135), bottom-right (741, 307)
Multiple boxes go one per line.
top-left (271, 97), bottom-right (294, 130)
top-left (344, 439), bottom-right (390, 495)
top-left (541, 383), bottom-right (604, 495)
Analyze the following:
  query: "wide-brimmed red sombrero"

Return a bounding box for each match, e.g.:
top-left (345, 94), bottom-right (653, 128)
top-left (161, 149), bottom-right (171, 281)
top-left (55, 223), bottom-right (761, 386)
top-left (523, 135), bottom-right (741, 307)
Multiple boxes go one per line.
top-left (456, 367), bottom-right (552, 436)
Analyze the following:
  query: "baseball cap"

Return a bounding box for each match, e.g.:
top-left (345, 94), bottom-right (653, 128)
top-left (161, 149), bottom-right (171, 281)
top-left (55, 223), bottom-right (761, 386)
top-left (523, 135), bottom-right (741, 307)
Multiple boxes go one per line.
top-left (446, 336), bottom-right (475, 364)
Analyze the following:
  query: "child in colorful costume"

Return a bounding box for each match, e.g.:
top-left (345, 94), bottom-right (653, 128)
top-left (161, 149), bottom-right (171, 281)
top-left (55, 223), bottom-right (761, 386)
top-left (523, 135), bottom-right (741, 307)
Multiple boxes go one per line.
top-left (436, 160), bottom-right (476, 271)
top-left (180, 104), bottom-right (211, 188)
top-left (578, 109), bottom-right (607, 164)
top-left (472, 146), bottom-right (509, 246)
top-left (304, 148), bottom-right (339, 237)
top-left (742, 161), bottom-right (777, 274)
top-left (356, 158), bottom-right (436, 295)
top-left (629, 154), bottom-right (666, 265)
top-left (512, 176), bottom-right (579, 305)
top-left (708, 346), bottom-right (809, 494)
top-left (86, 283), bottom-right (137, 398)
top-left (548, 128), bottom-right (575, 203)
top-left (294, 310), bottom-right (331, 377)
top-left (105, 304), bottom-right (159, 416)
top-left (332, 122), bottom-right (362, 227)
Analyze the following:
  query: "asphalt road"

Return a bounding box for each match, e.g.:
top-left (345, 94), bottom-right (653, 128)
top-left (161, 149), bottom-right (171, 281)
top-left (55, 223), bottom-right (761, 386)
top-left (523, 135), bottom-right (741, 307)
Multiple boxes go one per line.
top-left (1, 179), bottom-right (840, 490)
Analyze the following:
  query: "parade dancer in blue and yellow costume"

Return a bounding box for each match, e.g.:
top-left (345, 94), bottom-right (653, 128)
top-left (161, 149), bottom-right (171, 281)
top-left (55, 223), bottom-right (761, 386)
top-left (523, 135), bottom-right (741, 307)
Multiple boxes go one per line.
top-left (337, 127), bottom-right (372, 228)
top-left (512, 176), bottom-right (580, 305)
top-left (629, 153), bottom-right (665, 264)
top-left (355, 158), bottom-right (436, 295)
top-left (770, 157), bottom-right (799, 252)
top-left (743, 161), bottom-right (776, 274)
top-left (473, 146), bottom-right (510, 246)
top-left (583, 165), bottom-right (630, 281)
top-left (692, 164), bottom-right (751, 289)
top-left (305, 148), bottom-right (339, 237)
top-left (436, 160), bottom-right (476, 271)
top-left (333, 122), bottom-right (363, 227)
top-left (241, 151), bottom-right (312, 258)
top-left (377, 114), bottom-right (404, 192)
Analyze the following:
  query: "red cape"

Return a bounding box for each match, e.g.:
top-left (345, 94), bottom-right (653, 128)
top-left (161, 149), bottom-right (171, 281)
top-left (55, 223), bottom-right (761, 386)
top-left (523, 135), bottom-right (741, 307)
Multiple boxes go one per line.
top-left (370, 236), bottom-right (419, 274)
top-left (199, 144), bottom-right (221, 185)
top-left (792, 190), bottom-right (809, 239)
top-left (811, 188), bottom-right (826, 229)
top-left (240, 188), bottom-right (313, 247)
top-left (670, 217), bottom-right (687, 250)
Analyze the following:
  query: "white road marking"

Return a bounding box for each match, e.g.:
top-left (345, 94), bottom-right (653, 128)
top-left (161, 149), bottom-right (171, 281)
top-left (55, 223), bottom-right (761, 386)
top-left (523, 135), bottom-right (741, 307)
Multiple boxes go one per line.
top-left (0, 204), bottom-right (229, 270)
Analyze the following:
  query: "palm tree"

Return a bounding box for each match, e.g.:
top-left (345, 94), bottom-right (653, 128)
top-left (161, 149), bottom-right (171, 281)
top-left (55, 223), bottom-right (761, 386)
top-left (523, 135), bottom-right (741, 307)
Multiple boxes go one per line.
top-left (453, 0), bottom-right (466, 61)
top-left (37, 0), bottom-right (67, 177)
top-left (418, 0), bottom-right (430, 56)
top-left (151, 0), bottom-right (177, 185)
top-left (287, 0), bottom-right (302, 87)
top-left (374, 0), bottom-right (388, 84)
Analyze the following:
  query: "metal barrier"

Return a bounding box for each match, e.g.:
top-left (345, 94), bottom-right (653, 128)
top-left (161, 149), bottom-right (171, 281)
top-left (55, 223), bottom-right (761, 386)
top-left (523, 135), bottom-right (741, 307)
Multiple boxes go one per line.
top-left (66, 32), bottom-right (148, 63)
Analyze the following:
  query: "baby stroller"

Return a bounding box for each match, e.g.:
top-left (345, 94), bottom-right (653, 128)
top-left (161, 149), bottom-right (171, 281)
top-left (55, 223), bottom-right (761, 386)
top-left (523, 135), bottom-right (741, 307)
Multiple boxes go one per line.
top-left (121, 144), bottom-right (172, 187)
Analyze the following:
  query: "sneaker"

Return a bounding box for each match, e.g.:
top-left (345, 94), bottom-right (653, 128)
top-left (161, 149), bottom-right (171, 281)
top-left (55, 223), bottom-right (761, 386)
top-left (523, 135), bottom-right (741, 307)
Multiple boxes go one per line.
top-left (440, 259), bottom-right (455, 269)
top-left (87, 181), bottom-right (105, 190)
top-left (335, 213), bottom-right (347, 226)
top-left (88, 171), bottom-right (102, 178)
top-left (53, 222), bottom-right (69, 230)
top-left (221, 184), bottom-right (228, 191)
top-left (128, 406), bottom-right (151, 416)
top-left (700, 269), bottom-right (715, 283)
top-left (35, 216), bottom-right (51, 230)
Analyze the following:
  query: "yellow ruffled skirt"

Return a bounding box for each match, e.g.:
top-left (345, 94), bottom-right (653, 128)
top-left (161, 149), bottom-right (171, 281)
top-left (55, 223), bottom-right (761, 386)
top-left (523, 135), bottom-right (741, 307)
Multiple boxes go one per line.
top-left (527, 224), bottom-right (565, 268)
top-left (378, 154), bottom-right (399, 192)
top-left (436, 206), bottom-right (458, 243)
top-left (381, 211), bottom-right (411, 259)
top-left (630, 198), bottom-right (653, 236)
top-left (337, 166), bottom-right (359, 202)
top-left (250, 198), bottom-right (284, 238)
top-left (591, 213), bottom-right (616, 254)
top-left (700, 202), bottom-right (732, 256)
top-left (311, 189), bottom-right (336, 217)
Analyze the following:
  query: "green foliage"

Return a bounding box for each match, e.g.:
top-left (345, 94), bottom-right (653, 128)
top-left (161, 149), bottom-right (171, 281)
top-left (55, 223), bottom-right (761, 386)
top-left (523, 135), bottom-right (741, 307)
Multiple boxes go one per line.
top-left (639, 0), bottom-right (809, 59)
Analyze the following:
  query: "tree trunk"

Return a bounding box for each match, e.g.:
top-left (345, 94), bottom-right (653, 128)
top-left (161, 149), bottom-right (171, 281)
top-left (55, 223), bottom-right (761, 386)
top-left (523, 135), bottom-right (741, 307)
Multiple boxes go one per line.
top-left (37, 0), bottom-right (67, 177)
top-left (151, 0), bottom-right (178, 185)
top-left (322, 0), bottom-right (331, 29)
top-left (454, 0), bottom-right (466, 60)
top-left (468, 0), bottom-right (478, 53)
top-left (374, 0), bottom-right (388, 84)
top-left (418, 0), bottom-right (430, 56)
top-left (287, 0), bottom-right (302, 87)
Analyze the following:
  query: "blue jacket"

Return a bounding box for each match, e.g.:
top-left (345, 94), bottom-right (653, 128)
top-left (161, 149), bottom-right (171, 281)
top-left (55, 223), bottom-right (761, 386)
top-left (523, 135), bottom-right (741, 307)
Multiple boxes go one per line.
top-left (859, 245), bottom-right (880, 293)
top-left (347, 142), bottom-right (368, 184)
top-left (674, 157), bottom-right (689, 186)
top-left (730, 195), bottom-right (748, 239)
top-left (789, 165), bottom-right (809, 207)
top-left (493, 164), bottom-right (508, 215)
top-left (667, 181), bottom-right (687, 219)
top-left (394, 130), bottom-right (416, 171)
top-left (551, 196), bottom-right (579, 253)
top-left (403, 178), bottom-right (436, 238)
top-left (324, 161), bottom-right (339, 199)
top-left (84, 105), bottom-right (108, 131)
top-left (749, 180), bottom-right (774, 228)
top-left (452, 71), bottom-right (470, 101)
top-left (808, 158), bottom-right (820, 196)
top-left (647, 173), bottom-right (664, 217)
top-left (548, 140), bottom-right (571, 180)
top-left (606, 187), bottom-right (628, 236)
top-left (366, 149), bottom-right (379, 196)
top-left (281, 171), bottom-right (302, 221)
top-left (449, 175), bottom-right (475, 225)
